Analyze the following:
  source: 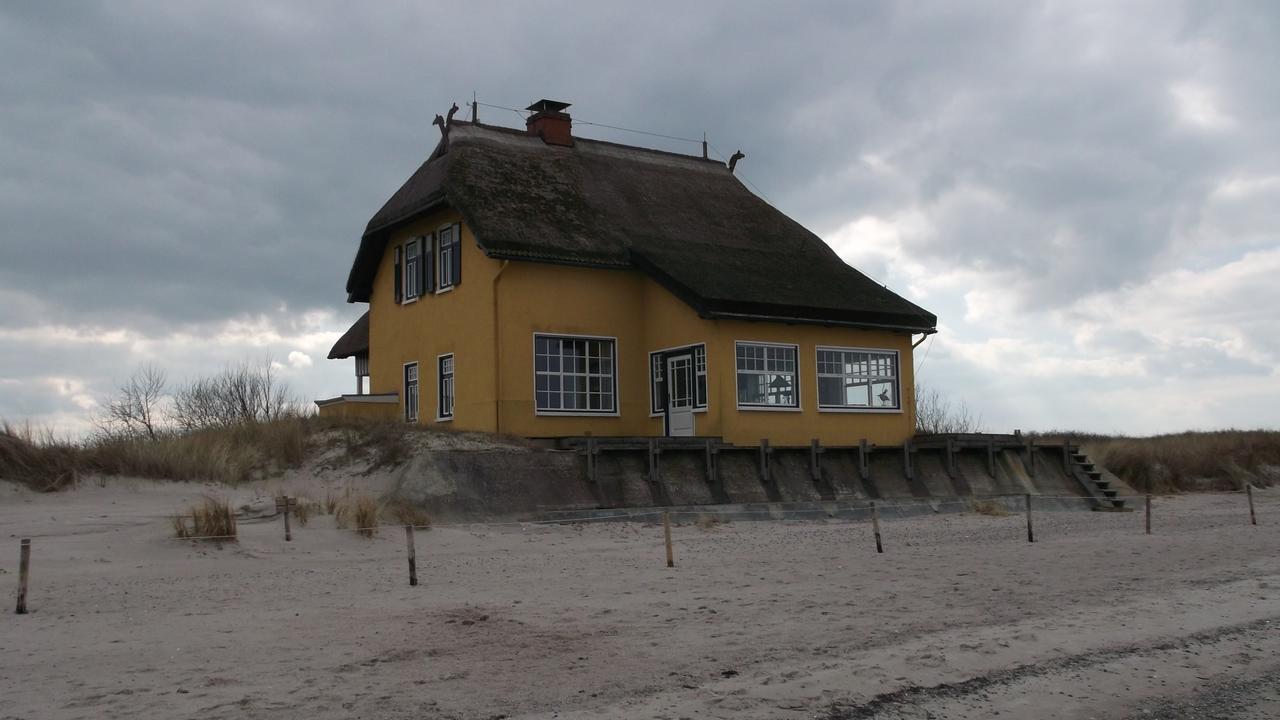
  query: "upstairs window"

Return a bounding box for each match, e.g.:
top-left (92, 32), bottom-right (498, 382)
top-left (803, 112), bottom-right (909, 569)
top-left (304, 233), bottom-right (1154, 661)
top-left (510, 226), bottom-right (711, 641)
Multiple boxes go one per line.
top-left (437, 223), bottom-right (461, 290)
top-left (403, 239), bottom-right (420, 301)
top-left (437, 354), bottom-right (455, 420)
top-left (534, 334), bottom-right (616, 414)
top-left (735, 342), bottom-right (799, 409)
top-left (817, 348), bottom-right (900, 410)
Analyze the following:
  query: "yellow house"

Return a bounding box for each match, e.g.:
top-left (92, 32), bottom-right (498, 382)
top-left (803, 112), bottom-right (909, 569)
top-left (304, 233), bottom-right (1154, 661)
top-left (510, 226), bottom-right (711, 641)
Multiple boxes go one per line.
top-left (317, 100), bottom-right (937, 447)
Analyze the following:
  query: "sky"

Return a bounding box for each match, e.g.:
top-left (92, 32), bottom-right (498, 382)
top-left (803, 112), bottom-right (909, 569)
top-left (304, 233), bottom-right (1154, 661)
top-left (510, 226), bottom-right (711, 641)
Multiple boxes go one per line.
top-left (1, 1), bottom-right (1277, 437)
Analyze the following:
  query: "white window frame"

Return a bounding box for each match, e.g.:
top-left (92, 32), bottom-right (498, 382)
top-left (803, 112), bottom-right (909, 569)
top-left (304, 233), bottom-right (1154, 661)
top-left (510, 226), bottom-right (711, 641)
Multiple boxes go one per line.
top-left (532, 333), bottom-right (620, 417)
top-left (734, 340), bottom-right (802, 411)
top-left (815, 346), bottom-right (903, 413)
top-left (436, 353), bottom-right (455, 421)
top-left (648, 343), bottom-right (708, 417)
top-left (403, 361), bottom-right (419, 422)
top-left (403, 238), bottom-right (420, 303)
top-left (436, 223), bottom-right (454, 293)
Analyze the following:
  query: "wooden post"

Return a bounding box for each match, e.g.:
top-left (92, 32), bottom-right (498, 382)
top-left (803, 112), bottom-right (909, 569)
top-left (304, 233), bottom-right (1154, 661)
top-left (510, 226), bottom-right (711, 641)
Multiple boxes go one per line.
top-left (1061, 436), bottom-right (1071, 467)
top-left (810, 439), bottom-right (821, 482)
top-left (903, 441), bottom-right (913, 480)
top-left (662, 511), bottom-right (674, 568)
top-left (647, 438), bottom-right (659, 490)
top-left (1247, 484), bottom-right (1257, 526)
top-left (1026, 440), bottom-right (1037, 478)
top-left (404, 525), bottom-right (418, 586)
top-left (1024, 493), bottom-right (1034, 543)
top-left (1145, 494), bottom-right (1152, 535)
top-left (870, 502), bottom-right (883, 554)
top-left (945, 437), bottom-right (956, 478)
top-left (704, 439), bottom-right (716, 486)
top-left (858, 438), bottom-right (870, 480)
top-left (276, 496), bottom-right (296, 542)
top-left (986, 439), bottom-right (996, 478)
top-left (16, 538), bottom-right (30, 615)
top-left (586, 437), bottom-right (598, 484)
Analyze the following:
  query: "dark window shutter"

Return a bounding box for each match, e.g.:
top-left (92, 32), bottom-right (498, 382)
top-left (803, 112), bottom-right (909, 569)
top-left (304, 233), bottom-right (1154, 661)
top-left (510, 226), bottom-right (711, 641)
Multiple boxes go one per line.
top-left (451, 223), bottom-right (462, 285)
top-left (393, 246), bottom-right (403, 304)
top-left (421, 232), bottom-right (433, 293)
top-left (416, 235), bottom-right (428, 295)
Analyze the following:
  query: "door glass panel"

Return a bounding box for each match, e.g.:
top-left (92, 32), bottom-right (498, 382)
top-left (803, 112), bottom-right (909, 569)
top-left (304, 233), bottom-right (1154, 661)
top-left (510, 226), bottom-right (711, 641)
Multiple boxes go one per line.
top-left (667, 356), bottom-right (694, 409)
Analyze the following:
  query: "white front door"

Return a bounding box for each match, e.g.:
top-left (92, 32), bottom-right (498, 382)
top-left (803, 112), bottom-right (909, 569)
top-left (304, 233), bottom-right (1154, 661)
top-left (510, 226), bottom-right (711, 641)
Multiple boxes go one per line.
top-left (666, 353), bottom-right (695, 437)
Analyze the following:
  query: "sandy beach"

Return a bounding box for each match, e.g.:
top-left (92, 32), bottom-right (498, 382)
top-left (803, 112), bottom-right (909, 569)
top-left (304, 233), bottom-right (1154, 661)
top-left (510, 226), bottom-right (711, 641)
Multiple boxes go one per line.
top-left (2, 480), bottom-right (1277, 719)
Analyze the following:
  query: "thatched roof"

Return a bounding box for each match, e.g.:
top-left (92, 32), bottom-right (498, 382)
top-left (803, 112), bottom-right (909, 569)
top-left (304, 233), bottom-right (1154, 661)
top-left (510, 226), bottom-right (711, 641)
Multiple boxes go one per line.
top-left (346, 121), bottom-right (936, 332)
top-left (327, 311), bottom-right (369, 359)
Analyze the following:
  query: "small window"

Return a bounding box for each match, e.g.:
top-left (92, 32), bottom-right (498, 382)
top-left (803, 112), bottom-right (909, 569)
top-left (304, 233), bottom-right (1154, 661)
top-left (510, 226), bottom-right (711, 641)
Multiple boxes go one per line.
top-left (649, 344), bottom-right (708, 414)
top-left (437, 354), bottom-right (455, 420)
top-left (403, 239), bottom-right (420, 301)
top-left (404, 362), bottom-right (419, 422)
top-left (735, 342), bottom-right (799, 409)
top-left (534, 334), bottom-right (616, 414)
top-left (437, 225), bottom-right (454, 290)
top-left (817, 348), bottom-right (900, 410)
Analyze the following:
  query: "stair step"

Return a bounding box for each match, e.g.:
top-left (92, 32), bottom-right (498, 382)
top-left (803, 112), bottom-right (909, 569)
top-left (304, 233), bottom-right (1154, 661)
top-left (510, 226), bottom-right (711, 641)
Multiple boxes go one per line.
top-left (1103, 489), bottom-right (1118, 498)
top-left (1086, 469), bottom-right (1102, 477)
top-left (1094, 480), bottom-right (1110, 489)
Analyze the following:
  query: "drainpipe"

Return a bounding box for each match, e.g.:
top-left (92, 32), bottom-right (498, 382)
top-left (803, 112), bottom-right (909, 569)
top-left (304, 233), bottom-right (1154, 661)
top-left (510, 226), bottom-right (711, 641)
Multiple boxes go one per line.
top-left (492, 260), bottom-right (509, 433)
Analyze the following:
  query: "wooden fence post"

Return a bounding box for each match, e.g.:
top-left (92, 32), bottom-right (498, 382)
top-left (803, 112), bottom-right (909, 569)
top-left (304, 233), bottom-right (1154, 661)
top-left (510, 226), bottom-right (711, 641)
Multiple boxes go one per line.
top-left (663, 512), bottom-right (674, 568)
top-left (1145, 494), bottom-right (1152, 535)
top-left (810, 439), bottom-right (822, 482)
top-left (986, 439), bottom-right (996, 478)
top-left (871, 502), bottom-right (883, 554)
top-left (858, 438), bottom-right (870, 481)
top-left (945, 437), bottom-right (956, 478)
top-left (902, 441), bottom-right (913, 480)
top-left (404, 525), bottom-right (418, 586)
top-left (1247, 484), bottom-right (1257, 526)
top-left (1024, 493), bottom-right (1034, 543)
top-left (276, 496), bottom-right (296, 542)
top-left (16, 539), bottom-right (30, 615)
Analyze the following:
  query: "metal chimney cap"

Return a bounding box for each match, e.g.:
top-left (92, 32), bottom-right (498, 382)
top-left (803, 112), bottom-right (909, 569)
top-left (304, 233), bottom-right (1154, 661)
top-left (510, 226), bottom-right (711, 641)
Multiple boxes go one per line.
top-left (526, 99), bottom-right (571, 114)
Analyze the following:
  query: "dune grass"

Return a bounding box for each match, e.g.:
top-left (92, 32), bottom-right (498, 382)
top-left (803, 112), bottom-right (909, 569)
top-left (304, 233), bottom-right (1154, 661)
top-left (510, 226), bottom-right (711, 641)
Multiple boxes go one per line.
top-left (171, 495), bottom-right (237, 540)
top-left (335, 493), bottom-right (380, 538)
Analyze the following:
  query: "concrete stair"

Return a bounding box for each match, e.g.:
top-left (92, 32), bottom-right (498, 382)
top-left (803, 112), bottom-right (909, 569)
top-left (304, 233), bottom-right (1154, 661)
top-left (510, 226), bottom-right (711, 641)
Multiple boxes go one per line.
top-left (1070, 449), bottom-right (1127, 510)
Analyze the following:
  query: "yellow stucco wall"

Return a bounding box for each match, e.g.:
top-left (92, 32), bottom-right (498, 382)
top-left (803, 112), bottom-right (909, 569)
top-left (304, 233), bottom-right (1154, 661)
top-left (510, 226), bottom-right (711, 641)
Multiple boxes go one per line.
top-left (359, 212), bottom-right (919, 446)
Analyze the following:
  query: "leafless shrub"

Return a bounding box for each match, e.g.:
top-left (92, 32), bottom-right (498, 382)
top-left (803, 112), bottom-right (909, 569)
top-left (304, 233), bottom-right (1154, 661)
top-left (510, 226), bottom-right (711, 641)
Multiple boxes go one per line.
top-left (171, 359), bottom-right (304, 432)
top-left (96, 363), bottom-right (168, 441)
top-left (914, 383), bottom-right (983, 435)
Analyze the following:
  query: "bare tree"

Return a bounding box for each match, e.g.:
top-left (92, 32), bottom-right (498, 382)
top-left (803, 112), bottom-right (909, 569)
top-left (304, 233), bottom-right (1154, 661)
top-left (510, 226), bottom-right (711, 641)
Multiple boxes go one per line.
top-left (98, 363), bottom-right (168, 440)
top-left (914, 383), bottom-right (983, 435)
top-left (171, 359), bottom-right (304, 431)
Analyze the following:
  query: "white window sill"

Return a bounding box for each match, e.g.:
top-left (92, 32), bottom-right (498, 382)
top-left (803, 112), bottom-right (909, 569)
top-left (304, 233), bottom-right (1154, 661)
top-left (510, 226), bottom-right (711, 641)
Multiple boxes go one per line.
top-left (817, 407), bottom-right (903, 414)
top-left (736, 405), bottom-right (803, 412)
top-left (435, 285), bottom-right (454, 295)
top-left (401, 296), bottom-right (419, 305)
top-left (535, 410), bottom-right (621, 418)
top-left (435, 415), bottom-right (454, 423)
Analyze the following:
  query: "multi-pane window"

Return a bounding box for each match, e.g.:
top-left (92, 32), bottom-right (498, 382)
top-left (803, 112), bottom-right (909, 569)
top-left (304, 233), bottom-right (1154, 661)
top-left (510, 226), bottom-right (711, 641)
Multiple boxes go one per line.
top-left (534, 335), bottom-right (616, 413)
top-left (437, 354), bottom-right (454, 420)
top-left (649, 344), bottom-right (708, 414)
top-left (735, 342), bottom-right (799, 408)
top-left (403, 362), bottom-right (419, 422)
top-left (403, 239), bottom-right (420, 301)
top-left (816, 348), bottom-right (899, 410)
top-left (437, 225), bottom-right (454, 289)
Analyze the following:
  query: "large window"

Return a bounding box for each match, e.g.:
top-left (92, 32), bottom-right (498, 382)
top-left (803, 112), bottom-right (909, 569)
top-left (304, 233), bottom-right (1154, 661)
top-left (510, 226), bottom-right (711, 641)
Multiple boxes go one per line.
top-left (534, 334), bottom-right (616, 414)
top-left (403, 239), bottom-right (421, 301)
top-left (649, 344), bottom-right (707, 414)
top-left (736, 342), bottom-right (799, 409)
top-left (403, 362), bottom-right (419, 422)
top-left (437, 354), bottom-right (454, 420)
top-left (816, 347), bottom-right (900, 410)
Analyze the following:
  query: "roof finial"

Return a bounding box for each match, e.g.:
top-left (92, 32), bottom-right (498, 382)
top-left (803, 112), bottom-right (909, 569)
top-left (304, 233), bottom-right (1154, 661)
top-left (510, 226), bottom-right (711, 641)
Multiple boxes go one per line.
top-left (728, 150), bottom-right (745, 173)
top-left (446, 102), bottom-right (459, 127)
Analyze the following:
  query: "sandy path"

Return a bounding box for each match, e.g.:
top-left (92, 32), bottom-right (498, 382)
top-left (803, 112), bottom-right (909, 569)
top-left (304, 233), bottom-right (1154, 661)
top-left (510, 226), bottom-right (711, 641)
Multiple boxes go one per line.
top-left (1, 480), bottom-right (1277, 719)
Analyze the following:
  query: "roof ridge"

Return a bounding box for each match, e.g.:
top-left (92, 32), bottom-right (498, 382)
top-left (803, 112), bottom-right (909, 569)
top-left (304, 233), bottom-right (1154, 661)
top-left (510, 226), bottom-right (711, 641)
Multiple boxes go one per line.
top-left (450, 119), bottom-right (726, 166)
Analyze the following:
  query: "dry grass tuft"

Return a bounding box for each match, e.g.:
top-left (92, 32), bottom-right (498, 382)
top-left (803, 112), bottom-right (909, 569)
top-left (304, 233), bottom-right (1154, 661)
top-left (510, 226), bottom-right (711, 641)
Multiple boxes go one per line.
top-left (1078, 430), bottom-right (1280, 493)
top-left (970, 499), bottom-right (1011, 517)
top-left (382, 500), bottom-right (432, 529)
top-left (695, 513), bottom-right (724, 530)
top-left (335, 494), bottom-right (380, 538)
top-left (172, 495), bottom-right (237, 540)
top-left (0, 420), bottom-right (81, 491)
top-left (291, 498), bottom-right (320, 527)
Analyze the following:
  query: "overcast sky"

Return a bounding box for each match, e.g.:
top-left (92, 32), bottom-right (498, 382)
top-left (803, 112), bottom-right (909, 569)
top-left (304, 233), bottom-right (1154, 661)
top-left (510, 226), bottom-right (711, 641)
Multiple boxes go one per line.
top-left (2, 1), bottom-right (1277, 437)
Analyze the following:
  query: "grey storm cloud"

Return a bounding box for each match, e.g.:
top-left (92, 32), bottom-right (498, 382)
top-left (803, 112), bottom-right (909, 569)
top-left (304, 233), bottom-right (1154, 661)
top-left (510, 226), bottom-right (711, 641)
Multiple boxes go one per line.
top-left (1, 0), bottom-right (1278, 434)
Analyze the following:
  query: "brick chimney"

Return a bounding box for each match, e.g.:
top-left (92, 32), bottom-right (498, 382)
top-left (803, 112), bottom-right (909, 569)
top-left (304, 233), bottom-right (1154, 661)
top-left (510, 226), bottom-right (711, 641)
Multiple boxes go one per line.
top-left (525, 99), bottom-right (573, 146)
